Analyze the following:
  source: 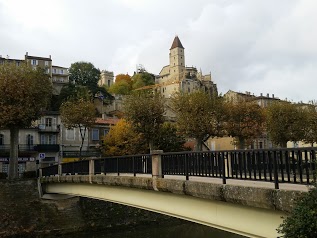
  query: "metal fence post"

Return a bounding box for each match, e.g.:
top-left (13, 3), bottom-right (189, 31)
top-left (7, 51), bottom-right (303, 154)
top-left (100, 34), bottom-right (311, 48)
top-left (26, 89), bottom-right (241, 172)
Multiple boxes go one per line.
top-left (89, 159), bottom-right (95, 184)
top-left (222, 152), bottom-right (226, 185)
top-left (273, 151), bottom-right (279, 189)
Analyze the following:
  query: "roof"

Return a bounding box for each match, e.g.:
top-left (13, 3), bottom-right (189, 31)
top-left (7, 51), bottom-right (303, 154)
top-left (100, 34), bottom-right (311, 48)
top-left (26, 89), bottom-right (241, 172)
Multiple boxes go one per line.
top-left (95, 117), bottom-right (119, 125)
top-left (170, 36), bottom-right (184, 50)
top-left (26, 55), bottom-right (52, 61)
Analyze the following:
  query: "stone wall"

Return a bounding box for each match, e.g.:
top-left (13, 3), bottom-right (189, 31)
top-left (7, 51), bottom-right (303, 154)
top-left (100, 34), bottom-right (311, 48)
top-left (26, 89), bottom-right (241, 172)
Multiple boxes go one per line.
top-left (0, 179), bottom-right (180, 237)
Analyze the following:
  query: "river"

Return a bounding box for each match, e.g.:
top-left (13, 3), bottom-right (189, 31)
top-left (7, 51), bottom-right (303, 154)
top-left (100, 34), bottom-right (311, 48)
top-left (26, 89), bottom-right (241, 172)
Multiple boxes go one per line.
top-left (62, 222), bottom-right (246, 238)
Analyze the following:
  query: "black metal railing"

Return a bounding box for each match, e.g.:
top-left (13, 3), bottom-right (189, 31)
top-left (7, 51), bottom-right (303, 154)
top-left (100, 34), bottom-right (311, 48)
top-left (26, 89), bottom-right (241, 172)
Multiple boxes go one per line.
top-left (0, 144), bottom-right (36, 152)
top-left (162, 148), bottom-right (317, 188)
top-left (40, 148), bottom-right (317, 189)
top-left (62, 150), bottom-right (101, 158)
top-left (42, 164), bottom-right (58, 177)
top-left (61, 160), bottom-right (89, 175)
top-left (94, 154), bottom-right (152, 176)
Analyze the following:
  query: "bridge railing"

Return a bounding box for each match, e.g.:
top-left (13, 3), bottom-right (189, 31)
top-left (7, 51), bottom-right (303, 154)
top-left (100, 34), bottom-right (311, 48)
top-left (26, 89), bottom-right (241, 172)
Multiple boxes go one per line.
top-left (162, 148), bottom-right (317, 188)
top-left (94, 154), bottom-right (152, 175)
top-left (39, 148), bottom-right (317, 189)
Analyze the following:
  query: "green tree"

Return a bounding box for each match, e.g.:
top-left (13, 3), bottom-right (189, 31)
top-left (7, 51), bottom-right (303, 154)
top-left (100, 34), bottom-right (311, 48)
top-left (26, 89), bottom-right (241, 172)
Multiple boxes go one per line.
top-left (109, 80), bottom-right (132, 95)
top-left (278, 183), bottom-right (317, 237)
top-left (57, 62), bottom-right (112, 108)
top-left (0, 63), bottom-right (52, 180)
top-left (224, 101), bottom-right (265, 149)
top-left (124, 92), bottom-right (165, 151)
top-left (172, 91), bottom-right (225, 151)
top-left (266, 102), bottom-right (308, 147)
top-left (60, 91), bottom-right (96, 158)
top-left (101, 119), bottom-right (147, 156)
top-left (131, 72), bottom-right (155, 90)
top-left (303, 104), bottom-right (317, 146)
top-left (153, 122), bottom-right (188, 152)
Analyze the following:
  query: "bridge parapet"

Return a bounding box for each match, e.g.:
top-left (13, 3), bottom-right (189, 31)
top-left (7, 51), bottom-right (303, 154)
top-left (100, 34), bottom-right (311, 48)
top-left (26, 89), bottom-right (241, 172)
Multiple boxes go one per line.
top-left (41, 175), bottom-right (304, 213)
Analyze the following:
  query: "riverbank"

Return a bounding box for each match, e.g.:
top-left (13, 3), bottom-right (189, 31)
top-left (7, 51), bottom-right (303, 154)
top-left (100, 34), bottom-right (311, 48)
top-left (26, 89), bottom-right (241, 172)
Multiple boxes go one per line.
top-left (0, 179), bottom-right (182, 237)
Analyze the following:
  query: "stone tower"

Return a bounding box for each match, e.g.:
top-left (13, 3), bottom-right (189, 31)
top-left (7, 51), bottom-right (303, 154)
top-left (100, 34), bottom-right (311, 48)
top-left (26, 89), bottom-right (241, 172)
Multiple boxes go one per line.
top-left (169, 36), bottom-right (185, 81)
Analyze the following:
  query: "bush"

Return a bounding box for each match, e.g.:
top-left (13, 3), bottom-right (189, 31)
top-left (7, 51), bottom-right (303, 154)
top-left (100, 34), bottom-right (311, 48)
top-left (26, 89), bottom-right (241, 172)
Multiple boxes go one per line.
top-left (22, 171), bottom-right (37, 179)
top-left (277, 183), bottom-right (317, 237)
top-left (0, 172), bottom-right (7, 179)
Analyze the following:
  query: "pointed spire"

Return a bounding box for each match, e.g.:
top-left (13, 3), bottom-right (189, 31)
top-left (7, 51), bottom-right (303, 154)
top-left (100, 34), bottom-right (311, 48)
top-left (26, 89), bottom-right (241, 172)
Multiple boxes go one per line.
top-left (170, 35), bottom-right (184, 50)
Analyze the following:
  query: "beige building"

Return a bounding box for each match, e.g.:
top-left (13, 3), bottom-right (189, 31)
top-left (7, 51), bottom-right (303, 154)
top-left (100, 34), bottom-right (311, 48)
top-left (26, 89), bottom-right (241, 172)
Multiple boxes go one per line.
top-left (99, 70), bottom-right (114, 87)
top-left (155, 36), bottom-right (218, 98)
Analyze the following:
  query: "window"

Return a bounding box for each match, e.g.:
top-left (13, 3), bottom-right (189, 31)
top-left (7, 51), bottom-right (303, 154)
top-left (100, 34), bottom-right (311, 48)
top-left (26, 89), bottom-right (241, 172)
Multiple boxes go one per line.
top-left (0, 134), bottom-right (4, 145)
top-left (45, 61), bottom-right (49, 66)
top-left (45, 118), bottom-right (52, 127)
top-left (259, 142), bottom-right (263, 149)
top-left (31, 59), bottom-right (37, 65)
top-left (92, 129), bottom-right (99, 141)
top-left (16, 61), bottom-right (20, 66)
top-left (61, 69), bottom-right (64, 74)
top-left (40, 134), bottom-right (56, 144)
top-left (107, 80), bottom-right (111, 87)
top-left (46, 68), bottom-right (50, 74)
top-left (27, 134), bottom-right (34, 145)
top-left (104, 129), bottom-right (109, 136)
top-left (66, 129), bottom-right (75, 140)
top-left (53, 68), bottom-right (57, 74)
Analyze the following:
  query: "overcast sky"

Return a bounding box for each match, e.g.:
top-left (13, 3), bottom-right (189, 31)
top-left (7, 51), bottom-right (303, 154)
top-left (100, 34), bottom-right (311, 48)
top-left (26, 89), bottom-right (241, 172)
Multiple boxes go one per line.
top-left (1, 0), bottom-right (316, 102)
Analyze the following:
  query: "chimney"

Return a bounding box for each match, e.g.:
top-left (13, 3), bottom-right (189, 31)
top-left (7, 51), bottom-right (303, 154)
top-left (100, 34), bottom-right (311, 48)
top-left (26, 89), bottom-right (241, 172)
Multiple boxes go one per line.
top-left (260, 93), bottom-right (263, 96)
top-left (26, 52), bottom-right (28, 56)
top-left (272, 94), bottom-right (274, 98)
top-left (49, 55), bottom-right (51, 59)
top-left (267, 93), bottom-right (269, 97)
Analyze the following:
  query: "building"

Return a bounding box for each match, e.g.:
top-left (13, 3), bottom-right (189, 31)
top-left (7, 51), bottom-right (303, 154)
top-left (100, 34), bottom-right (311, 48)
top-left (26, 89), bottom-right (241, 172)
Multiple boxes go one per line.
top-left (155, 36), bottom-right (218, 98)
top-left (99, 70), bottom-right (114, 88)
top-left (0, 53), bottom-right (69, 95)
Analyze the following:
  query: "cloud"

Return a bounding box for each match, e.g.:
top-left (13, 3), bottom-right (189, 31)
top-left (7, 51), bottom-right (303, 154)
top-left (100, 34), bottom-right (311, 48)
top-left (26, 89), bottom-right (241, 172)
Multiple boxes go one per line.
top-left (1, 0), bottom-right (316, 102)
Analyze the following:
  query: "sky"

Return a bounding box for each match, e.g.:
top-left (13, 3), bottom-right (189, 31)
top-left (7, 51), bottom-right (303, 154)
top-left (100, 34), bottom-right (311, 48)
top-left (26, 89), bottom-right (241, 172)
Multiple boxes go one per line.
top-left (1, 0), bottom-right (317, 103)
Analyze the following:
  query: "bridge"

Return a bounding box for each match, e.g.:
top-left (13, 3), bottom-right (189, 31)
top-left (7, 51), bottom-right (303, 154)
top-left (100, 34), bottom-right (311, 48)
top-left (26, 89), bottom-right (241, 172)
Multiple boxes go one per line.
top-left (39, 148), bottom-right (316, 238)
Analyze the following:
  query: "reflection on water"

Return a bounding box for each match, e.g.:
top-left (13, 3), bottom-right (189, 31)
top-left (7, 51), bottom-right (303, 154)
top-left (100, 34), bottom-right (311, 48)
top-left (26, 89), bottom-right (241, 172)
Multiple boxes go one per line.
top-left (62, 222), bottom-right (246, 238)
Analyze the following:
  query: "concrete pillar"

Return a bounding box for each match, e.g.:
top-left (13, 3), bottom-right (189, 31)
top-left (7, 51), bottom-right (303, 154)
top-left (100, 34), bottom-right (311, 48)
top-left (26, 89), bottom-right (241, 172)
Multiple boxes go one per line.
top-left (89, 159), bottom-right (95, 184)
top-left (151, 150), bottom-right (163, 179)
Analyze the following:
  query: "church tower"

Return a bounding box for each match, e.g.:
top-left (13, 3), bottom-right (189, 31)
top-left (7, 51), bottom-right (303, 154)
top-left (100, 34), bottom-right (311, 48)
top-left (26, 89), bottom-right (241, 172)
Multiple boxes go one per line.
top-left (169, 36), bottom-right (185, 80)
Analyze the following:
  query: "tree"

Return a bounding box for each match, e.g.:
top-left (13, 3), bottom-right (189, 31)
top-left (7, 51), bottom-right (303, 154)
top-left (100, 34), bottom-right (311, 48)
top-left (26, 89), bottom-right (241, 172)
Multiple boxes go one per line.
top-left (60, 92), bottom-right (96, 158)
top-left (115, 74), bottom-right (132, 84)
top-left (224, 101), bottom-right (265, 149)
top-left (303, 104), bottom-right (317, 146)
top-left (278, 183), bottom-right (317, 237)
top-left (172, 91), bottom-right (225, 151)
top-left (58, 62), bottom-right (112, 106)
top-left (124, 92), bottom-right (165, 151)
top-left (266, 102), bottom-right (308, 147)
top-left (131, 72), bottom-right (155, 90)
top-left (108, 79), bottom-right (132, 95)
top-left (0, 63), bottom-right (52, 180)
top-left (101, 119), bottom-right (148, 156)
top-left (153, 122), bottom-right (188, 152)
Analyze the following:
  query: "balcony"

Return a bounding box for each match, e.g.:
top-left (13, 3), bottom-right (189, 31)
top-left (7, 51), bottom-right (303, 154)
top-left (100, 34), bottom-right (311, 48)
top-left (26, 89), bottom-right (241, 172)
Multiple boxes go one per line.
top-left (62, 150), bottom-right (101, 158)
top-left (38, 124), bottom-right (60, 133)
top-left (0, 144), bottom-right (37, 153)
top-left (35, 144), bottom-right (60, 152)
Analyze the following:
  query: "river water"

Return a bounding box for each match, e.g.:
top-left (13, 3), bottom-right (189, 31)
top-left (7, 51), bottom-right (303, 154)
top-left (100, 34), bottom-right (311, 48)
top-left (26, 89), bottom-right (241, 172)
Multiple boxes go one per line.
top-left (62, 222), bottom-right (246, 238)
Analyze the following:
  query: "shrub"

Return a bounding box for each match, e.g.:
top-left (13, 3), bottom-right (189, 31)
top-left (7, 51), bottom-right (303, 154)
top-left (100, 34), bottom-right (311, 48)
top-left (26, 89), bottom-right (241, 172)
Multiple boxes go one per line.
top-left (277, 183), bottom-right (317, 237)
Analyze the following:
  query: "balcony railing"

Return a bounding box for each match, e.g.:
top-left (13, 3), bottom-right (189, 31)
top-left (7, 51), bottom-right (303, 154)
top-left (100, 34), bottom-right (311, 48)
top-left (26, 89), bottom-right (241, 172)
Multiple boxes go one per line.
top-left (62, 150), bottom-right (101, 158)
top-left (0, 144), bottom-right (37, 152)
top-left (35, 144), bottom-right (60, 152)
top-left (38, 124), bottom-right (60, 133)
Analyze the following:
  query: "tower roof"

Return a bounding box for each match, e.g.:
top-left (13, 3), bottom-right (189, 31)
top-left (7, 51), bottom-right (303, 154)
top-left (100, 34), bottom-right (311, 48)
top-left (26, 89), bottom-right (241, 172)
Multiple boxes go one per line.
top-left (170, 36), bottom-right (184, 50)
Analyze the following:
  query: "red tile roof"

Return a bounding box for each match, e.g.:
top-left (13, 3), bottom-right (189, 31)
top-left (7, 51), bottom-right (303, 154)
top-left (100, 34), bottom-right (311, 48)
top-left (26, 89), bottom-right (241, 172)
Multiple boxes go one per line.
top-left (170, 36), bottom-right (184, 50)
top-left (95, 118), bottom-right (120, 125)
